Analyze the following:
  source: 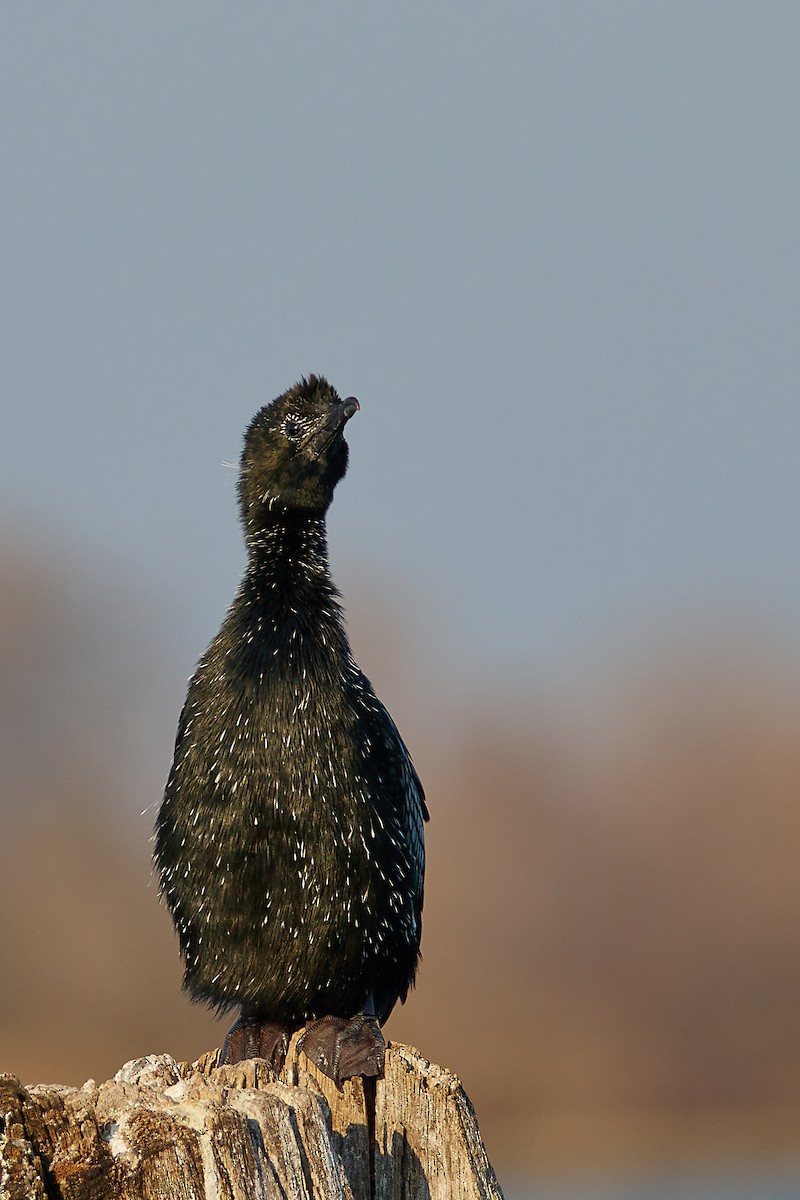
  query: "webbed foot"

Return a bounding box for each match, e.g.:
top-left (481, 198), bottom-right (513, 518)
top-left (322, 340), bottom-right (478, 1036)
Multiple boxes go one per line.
top-left (221, 1014), bottom-right (290, 1072)
top-left (297, 1012), bottom-right (385, 1087)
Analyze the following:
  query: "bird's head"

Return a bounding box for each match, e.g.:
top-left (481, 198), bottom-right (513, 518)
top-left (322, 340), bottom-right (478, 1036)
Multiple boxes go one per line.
top-left (238, 375), bottom-right (359, 529)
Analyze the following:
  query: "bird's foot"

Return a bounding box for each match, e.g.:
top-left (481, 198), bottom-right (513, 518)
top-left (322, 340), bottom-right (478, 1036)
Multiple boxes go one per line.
top-left (298, 1012), bottom-right (385, 1088)
top-left (220, 1015), bottom-right (290, 1072)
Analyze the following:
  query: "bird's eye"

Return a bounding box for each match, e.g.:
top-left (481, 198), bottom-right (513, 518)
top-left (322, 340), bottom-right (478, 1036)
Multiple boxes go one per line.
top-left (283, 417), bottom-right (301, 441)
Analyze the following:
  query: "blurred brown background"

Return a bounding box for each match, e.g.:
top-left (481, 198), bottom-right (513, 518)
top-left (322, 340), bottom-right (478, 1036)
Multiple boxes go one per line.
top-left (3, 534), bottom-right (800, 1181)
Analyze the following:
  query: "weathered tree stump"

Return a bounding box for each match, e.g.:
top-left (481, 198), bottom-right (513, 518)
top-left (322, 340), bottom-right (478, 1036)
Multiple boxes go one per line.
top-left (0, 1038), bottom-right (504, 1198)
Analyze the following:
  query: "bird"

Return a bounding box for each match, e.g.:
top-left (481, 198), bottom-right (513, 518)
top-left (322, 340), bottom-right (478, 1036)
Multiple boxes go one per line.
top-left (155, 375), bottom-right (427, 1085)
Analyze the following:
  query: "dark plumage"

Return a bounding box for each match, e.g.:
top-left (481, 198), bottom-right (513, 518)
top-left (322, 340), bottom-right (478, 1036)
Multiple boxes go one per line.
top-left (155, 376), bottom-right (427, 1081)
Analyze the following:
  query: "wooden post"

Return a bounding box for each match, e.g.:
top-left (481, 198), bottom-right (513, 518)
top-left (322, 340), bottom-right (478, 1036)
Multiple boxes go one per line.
top-left (0, 1039), bottom-right (504, 1198)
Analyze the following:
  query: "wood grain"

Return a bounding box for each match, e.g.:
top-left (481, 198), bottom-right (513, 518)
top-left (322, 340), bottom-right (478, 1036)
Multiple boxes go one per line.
top-left (0, 1042), bottom-right (503, 1199)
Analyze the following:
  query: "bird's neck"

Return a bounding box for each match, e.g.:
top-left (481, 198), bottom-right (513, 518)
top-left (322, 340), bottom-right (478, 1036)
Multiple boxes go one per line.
top-left (244, 512), bottom-right (337, 610)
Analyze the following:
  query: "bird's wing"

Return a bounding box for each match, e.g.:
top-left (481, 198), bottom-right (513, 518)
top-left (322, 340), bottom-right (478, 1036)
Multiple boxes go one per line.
top-left (355, 684), bottom-right (428, 912)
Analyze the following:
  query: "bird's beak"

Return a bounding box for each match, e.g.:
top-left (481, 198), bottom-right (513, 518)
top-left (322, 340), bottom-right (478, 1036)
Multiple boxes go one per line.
top-left (340, 397), bottom-right (360, 422)
top-left (304, 396), bottom-right (360, 457)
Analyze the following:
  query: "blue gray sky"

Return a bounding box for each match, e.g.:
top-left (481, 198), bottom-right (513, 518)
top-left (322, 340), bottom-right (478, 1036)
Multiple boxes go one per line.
top-left (3, 2), bottom-right (800, 694)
